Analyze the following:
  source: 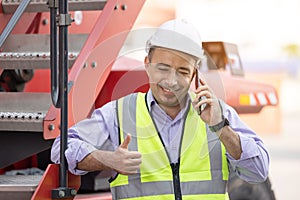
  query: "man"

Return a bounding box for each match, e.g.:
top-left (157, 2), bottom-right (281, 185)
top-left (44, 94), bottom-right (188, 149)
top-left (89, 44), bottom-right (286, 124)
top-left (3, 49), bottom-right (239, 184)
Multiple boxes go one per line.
top-left (51, 19), bottom-right (269, 199)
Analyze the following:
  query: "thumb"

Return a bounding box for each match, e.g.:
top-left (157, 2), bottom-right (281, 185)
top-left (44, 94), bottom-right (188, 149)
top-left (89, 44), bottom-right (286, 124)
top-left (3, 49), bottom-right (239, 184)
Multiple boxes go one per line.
top-left (120, 133), bottom-right (131, 149)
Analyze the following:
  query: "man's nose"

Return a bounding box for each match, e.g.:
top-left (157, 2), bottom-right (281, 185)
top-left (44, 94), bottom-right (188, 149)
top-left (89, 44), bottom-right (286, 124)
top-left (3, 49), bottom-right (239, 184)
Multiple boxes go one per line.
top-left (166, 69), bottom-right (178, 86)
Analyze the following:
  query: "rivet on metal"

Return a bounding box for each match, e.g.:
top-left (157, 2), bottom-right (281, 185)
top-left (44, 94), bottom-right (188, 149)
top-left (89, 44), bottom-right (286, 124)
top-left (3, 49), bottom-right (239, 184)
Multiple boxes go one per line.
top-left (91, 61), bottom-right (97, 68)
top-left (71, 189), bottom-right (77, 196)
top-left (121, 4), bottom-right (127, 10)
top-left (42, 19), bottom-right (48, 25)
top-left (58, 190), bottom-right (65, 197)
top-left (48, 124), bottom-right (55, 131)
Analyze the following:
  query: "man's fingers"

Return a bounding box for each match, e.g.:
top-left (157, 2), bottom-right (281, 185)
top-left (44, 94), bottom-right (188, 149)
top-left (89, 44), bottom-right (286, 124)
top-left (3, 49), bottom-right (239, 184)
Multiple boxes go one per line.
top-left (120, 134), bottom-right (131, 149)
top-left (122, 163), bottom-right (141, 175)
top-left (199, 77), bottom-right (208, 86)
top-left (129, 157), bottom-right (142, 166)
top-left (118, 155), bottom-right (142, 175)
top-left (123, 152), bottom-right (142, 167)
top-left (129, 151), bottom-right (142, 159)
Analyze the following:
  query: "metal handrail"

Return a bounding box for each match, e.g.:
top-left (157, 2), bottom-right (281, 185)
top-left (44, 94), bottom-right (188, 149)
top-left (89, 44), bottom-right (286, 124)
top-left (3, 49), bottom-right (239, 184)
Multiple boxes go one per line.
top-left (50, 0), bottom-right (76, 197)
top-left (0, 0), bottom-right (31, 47)
top-left (49, 0), bottom-right (60, 108)
top-left (58, 0), bottom-right (69, 190)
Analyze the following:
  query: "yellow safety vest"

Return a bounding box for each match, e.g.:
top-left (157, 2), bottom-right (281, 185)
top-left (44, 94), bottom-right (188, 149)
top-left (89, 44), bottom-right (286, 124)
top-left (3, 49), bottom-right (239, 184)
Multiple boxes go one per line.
top-left (110, 93), bottom-right (229, 200)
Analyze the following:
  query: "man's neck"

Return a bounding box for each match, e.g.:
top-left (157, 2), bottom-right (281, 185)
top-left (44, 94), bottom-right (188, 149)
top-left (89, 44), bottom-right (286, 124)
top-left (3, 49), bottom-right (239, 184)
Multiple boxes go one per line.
top-left (159, 105), bottom-right (181, 120)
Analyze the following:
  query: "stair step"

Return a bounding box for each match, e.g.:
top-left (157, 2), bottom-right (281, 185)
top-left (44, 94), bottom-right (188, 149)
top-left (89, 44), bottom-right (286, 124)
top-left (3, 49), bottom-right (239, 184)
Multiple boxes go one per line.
top-left (2, 0), bottom-right (107, 14)
top-left (0, 34), bottom-right (88, 70)
top-left (0, 175), bottom-right (42, 200)
top-left (0, 92), bottom-right (51, 132)
top-left (0, 175), bottom-right (42, 191)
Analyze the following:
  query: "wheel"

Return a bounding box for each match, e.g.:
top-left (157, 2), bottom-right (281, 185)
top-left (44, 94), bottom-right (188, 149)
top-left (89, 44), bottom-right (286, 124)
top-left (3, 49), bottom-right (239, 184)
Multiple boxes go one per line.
top-left (228, 175), bottom-right (276, 200)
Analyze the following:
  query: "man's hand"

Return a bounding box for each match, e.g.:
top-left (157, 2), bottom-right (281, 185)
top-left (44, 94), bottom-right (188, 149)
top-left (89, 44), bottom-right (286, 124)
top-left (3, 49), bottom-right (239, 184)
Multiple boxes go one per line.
top-left (192, 78), bottom-right (242, 159)
top-left (192, 78), bottom-right (222, 126)
top-left (91, 134), bottom-right (142, 175)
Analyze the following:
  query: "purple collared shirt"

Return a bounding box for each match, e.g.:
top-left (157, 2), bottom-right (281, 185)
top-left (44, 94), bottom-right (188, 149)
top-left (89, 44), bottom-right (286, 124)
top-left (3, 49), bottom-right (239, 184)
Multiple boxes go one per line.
top-left (51, 90), bottom-right (269, 183)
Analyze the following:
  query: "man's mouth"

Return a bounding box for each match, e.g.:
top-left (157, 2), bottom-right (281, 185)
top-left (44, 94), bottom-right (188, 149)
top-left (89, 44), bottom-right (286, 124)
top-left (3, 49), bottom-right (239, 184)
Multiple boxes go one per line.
top-left (160, 85), bottom-right (176, 95)
top-left (162, 87), bottom-right (171, 92)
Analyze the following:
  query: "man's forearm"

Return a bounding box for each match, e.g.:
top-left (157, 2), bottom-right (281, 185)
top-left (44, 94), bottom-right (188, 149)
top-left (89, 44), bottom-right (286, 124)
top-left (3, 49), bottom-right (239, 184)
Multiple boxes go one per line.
top-left (77, 141), bottom-right (142, 175)
top-left (77, 150), bottom-right (112, 172)
top-left (218, 126), bottom-right (242, 160)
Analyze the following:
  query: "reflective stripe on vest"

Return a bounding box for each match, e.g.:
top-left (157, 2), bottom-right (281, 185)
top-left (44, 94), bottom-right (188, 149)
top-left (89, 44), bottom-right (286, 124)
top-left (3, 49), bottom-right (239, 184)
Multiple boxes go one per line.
top-left (111, 93), bottom-right (229, 200)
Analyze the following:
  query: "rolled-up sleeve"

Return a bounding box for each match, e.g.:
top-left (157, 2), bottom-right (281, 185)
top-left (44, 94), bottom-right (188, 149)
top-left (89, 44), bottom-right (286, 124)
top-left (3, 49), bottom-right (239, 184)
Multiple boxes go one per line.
top-left (50, 101), bottom-right (119, 175)
top-left (224, 104), bottom-right (270, 183)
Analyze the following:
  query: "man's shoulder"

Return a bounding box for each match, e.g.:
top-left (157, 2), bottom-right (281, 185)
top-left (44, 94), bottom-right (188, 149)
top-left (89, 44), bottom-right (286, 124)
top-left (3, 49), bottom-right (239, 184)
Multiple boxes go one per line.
top-left (118, 92), bottom-right (147, 100)
top-left (97, 92), bottom-right (146, 109)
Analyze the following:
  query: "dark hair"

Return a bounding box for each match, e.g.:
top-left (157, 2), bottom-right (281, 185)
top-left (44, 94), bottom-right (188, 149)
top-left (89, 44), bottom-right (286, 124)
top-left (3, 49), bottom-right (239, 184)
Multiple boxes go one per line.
top-left (147, 48), bottom-right (155, 62)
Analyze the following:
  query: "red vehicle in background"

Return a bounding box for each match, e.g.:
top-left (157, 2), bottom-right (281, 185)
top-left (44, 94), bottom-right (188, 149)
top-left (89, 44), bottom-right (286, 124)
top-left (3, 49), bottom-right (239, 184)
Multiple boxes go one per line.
top-left (0, 0), bottom-right (277, 199)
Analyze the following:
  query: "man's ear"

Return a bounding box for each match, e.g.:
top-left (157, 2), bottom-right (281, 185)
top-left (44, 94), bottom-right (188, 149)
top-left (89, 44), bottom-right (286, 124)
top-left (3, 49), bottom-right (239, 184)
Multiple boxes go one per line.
top-left (144, 56), bottom-right (150, 74)
top-left (144, 56), bottom-right (149, 66)
top-left (191, 69), bottom-right (196, 87)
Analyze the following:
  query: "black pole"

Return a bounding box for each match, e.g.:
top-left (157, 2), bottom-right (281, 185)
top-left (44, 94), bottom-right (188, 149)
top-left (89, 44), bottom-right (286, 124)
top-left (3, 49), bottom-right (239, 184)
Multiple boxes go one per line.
top-left (50, 0), bottom-right (60, 108)
top-left (51, 0), bottom-right (76, 198)
top-left (58, 0), bottom-right (69, 189)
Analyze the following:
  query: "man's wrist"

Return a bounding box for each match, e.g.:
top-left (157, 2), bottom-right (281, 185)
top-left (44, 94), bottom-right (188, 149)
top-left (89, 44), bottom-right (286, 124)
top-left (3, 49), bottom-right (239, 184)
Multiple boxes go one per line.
top-left (209, 117), bottom-right (230, 132)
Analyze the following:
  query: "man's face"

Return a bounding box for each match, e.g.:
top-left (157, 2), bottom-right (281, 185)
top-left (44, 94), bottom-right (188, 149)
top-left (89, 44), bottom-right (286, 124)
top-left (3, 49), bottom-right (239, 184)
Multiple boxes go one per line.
top-left (145, 48), bottom-right (196, 109)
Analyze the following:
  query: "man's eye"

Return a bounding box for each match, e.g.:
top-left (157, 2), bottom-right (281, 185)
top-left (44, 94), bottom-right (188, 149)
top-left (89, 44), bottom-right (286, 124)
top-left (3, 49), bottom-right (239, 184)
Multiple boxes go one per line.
top-left (157, 65), bottom-right (170, 71)
top-left (178, 70), bottom-right (190, 76)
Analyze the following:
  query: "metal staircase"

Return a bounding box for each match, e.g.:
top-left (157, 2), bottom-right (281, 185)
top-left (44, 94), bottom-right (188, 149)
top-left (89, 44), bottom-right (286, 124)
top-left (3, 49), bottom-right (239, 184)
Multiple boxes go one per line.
top-left (2, 0), bottom-right (107, 13)
top-left (0, 175), bottom-right (42, 200)
top-left (0, 34), bottom-right (87, 69)
top-left (0, 0), bottom-right (107, 166)
top-left (0, 0), bottom-right (146, 199)
top-left (0, 92), bottom-right (50, 132)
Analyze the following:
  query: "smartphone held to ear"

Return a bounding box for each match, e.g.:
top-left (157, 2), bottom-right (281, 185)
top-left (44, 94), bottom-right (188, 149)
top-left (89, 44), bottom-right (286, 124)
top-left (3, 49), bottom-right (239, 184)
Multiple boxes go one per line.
top-left (198, 96), bottom-right (207, 115)
top-left (195, 70), bottom-right (207, 115)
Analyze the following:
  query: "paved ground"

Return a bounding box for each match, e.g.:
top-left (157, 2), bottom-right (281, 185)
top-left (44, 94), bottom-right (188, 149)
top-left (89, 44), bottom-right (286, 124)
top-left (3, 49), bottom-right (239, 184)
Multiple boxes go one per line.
top-left (260, 113), bottom-right (300, 200)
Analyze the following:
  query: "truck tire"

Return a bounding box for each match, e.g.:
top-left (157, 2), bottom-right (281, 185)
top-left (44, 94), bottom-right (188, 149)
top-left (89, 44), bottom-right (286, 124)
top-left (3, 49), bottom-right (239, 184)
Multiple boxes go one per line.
top-left (228, 175), bottom-right (276, 200)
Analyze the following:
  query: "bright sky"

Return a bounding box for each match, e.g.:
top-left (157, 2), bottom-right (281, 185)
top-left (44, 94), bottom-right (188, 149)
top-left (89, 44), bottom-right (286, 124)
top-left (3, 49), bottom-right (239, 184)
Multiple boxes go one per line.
top-left (176, 0), bottom-right (300, 60)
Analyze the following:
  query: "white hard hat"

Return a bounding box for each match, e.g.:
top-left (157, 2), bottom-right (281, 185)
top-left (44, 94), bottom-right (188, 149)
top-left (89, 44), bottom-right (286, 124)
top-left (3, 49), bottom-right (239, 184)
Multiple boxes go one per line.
top-left (146, 19), bottom-right (204, 60)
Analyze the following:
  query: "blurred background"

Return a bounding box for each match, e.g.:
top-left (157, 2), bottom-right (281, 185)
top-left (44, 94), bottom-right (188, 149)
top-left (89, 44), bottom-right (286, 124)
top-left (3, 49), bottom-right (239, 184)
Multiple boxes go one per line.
top-left (132, 0), bottom-right (300, 199)
top-left (1, 0), bottom-right (298, 199)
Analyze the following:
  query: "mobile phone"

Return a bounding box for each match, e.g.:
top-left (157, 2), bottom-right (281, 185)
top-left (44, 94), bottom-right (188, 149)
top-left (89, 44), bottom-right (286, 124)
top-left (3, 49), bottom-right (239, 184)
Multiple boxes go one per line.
top-left (195, 69), bottom-right (206, 115)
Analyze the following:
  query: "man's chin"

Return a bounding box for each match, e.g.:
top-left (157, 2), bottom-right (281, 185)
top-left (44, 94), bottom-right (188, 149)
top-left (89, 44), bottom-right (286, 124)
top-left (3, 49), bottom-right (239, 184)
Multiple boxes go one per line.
top-left (155, 90), bottom-right (185, 106)
top-left (158, 96), bottom-right (181, 107)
